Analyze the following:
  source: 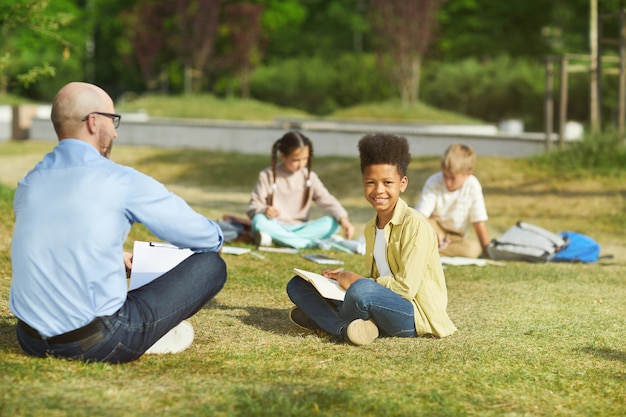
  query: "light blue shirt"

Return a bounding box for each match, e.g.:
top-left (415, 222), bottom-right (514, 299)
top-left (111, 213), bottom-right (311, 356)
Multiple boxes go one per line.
top-left (10, 139), bottom-right (223, 337)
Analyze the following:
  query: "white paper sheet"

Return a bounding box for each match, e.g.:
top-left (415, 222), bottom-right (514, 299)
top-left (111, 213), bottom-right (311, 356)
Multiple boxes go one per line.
top-left (440, 256), bottom-right (506, 267)
top-left (128, 241), bottom-right (194, 290)
top-left (221, 246), bottom-right (251, 255)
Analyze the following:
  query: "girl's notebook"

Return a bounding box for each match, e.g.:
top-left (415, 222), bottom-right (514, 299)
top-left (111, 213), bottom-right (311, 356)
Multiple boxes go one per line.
top-left (301, 253), bottom-right (344, 265)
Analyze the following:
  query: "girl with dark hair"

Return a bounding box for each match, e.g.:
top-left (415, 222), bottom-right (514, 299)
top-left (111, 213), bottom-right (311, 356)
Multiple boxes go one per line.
top-left (246, 131), bottom-right (354, 249)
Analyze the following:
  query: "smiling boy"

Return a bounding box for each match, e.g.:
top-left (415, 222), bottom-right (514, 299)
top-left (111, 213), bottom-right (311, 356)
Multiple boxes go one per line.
top-left (286, 133), bottom-right (456, 345)
top-left (415, 144), bottom-right (490, 258)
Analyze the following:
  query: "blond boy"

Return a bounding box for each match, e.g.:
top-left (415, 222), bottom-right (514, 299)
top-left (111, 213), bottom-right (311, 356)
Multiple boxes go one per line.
top-left (415, 144), bottom-right (490, 258)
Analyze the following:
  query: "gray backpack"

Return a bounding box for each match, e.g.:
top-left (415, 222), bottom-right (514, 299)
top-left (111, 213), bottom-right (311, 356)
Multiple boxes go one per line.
top-left (486, 221), bottom-right (568, 263)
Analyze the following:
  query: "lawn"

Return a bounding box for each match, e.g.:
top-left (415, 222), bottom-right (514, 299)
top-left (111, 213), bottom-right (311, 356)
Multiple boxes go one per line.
top-left (115, 94), bottom-right (310, 121)
top-left (115, 94), bottom-right (483, 125)
top-left (0, 140), bottom-right (624, 417)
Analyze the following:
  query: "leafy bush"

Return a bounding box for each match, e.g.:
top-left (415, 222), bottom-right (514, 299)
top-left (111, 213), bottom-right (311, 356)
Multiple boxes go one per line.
top-left (250, 56), bottom-right (336, 115)
top-left (530, 129), bottom-right (626, 175)
top-left (419, 55), bottom-right (626, 133)
top-left (421, 56), bottom-right (547, 130)
top-left (250, 54), bottom-right (392, 115)
top-left (329, 54), bottom-right (394, 108)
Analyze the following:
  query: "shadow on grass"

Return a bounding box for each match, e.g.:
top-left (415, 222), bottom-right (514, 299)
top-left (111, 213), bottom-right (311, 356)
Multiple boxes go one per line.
top-left (199, 296), bottom-right (297, 335)
top-left (205, 302), bottom-right (296, 334)
top-left (0, 315), bottom-right (23, 354)
top-left (230, 384), bottom-right (355, 416)
top-left (580, 346), bottom-right (626, 364)
top-left (135, 150), bottom-right (368, 200)
top-left (237, 306), bottom-right (293, 334)
top-left (135, 150), bottom-right (268, 189)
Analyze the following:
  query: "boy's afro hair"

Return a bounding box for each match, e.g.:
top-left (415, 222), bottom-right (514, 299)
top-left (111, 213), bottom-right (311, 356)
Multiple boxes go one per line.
top-left (358, 133), bottom-right (411, 176)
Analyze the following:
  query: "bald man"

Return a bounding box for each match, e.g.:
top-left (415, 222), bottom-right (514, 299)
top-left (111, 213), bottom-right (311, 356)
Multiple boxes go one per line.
top-left (10, 82), bottom-right (227, 363)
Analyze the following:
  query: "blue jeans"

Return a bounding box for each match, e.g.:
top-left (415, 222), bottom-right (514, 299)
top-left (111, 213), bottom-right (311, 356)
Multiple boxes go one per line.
top-left (16, 252), bottom-right (227, 363)
top-left (286, 276), bottom-right (417, 338)
top-left (252, 214), bottom-right (338, 249)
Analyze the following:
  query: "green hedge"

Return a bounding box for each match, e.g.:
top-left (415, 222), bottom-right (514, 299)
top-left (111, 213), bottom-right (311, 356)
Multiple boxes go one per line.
top-left (421, 56), bottom-right (549, 130)
top-left (531, 129), bottom-right (626, 175)
top-left (247, 54), bottom-right (618, 132)
top-left (249, 54), bottom-right (393, 115)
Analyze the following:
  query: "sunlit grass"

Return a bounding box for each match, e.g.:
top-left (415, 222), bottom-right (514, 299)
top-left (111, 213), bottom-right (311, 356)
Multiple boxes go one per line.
top-left (328, 99), bottom-right (483, 124)
top-left (0, 93), bottom-right (35, 106)
top-left (0, 141), bottom-right (624, 416)
top-left (115, 94), bottom-right (481, 126)
top-left (116, 94), bottom-right (310, 121)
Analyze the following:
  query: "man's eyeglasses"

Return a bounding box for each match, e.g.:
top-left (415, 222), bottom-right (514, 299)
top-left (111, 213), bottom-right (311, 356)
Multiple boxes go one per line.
top-left (82, 112), bottom-right (121, 129)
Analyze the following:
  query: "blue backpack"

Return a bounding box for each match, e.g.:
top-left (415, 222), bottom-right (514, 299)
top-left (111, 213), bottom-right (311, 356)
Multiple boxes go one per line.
top-left (551, 231), bottom-right (600, 263)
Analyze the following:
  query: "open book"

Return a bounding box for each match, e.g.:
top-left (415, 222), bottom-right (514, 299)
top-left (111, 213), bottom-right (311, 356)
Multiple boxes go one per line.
top-left (293, 268), bottom-right (346, 301)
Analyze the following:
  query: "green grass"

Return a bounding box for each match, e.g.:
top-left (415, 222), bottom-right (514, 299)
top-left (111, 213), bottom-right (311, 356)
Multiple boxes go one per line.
top-left (115, 94), bottom-right (482, 125)
top-left (0, 141), bottom-right (625, 416)
top-left (116, 94), bottom-right (310, 121)
top-left (0, 93), bottom-right (35, 106)
top-left (328, 99), bottom-right (483, 124)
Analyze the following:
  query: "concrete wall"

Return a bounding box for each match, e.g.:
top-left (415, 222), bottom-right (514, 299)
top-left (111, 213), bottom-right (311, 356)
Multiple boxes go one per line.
top-left (0, 106), bottom-right (11, 142)
top-left (29, 116), bottom-right (550, 158)
top-left (0, 104), bottom-right (50, 142)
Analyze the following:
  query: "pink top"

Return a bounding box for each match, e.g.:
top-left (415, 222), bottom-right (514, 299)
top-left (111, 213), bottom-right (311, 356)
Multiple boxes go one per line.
top-left (246, 164), bottom-right (348, 225)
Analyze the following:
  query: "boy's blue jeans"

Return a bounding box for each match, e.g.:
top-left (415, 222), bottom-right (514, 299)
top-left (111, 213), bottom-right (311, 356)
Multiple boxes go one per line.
top-left (286, 276), bottom-right (417, 338)
top-left (16, 252), bottom-right (227, 364)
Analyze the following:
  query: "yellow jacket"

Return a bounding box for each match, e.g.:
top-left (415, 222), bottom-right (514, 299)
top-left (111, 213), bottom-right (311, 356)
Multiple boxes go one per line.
top-left (364, 198), bottom-right (457, 338)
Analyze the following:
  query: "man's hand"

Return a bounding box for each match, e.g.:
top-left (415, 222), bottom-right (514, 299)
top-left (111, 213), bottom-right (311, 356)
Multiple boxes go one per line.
top-left (123, 251), bottom-right (133, 278)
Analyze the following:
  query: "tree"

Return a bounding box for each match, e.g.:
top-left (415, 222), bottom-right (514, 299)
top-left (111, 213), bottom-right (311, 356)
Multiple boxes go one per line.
top-left (112, 0), bottom-right (223, 95)
top-left (223, 2), bottom-right (265, 99)
top-left (369, 0), bottom-right (444, 105)
top-left (259, 0), bottom-right (367, 60)
top-left (172, 0), bottom-right (222, 94)
top-left (0, 0), bottom-right (81, 96)
top-left (435, 0), bottom-right (626, 60)
top-left (120, 1), bottom-right (171, 91)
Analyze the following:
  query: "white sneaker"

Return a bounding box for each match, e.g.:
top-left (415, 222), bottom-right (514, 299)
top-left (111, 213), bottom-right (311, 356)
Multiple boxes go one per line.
top-left (255, 231), bottom-right (272, 247)
top-left (346, 319), bottom-right (379, 346)
top-left (145, 320), bottom-right (194, 354)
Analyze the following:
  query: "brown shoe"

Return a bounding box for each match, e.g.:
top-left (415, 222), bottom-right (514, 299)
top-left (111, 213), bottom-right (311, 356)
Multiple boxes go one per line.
top-left (289, 307), bottom-right (322, 332)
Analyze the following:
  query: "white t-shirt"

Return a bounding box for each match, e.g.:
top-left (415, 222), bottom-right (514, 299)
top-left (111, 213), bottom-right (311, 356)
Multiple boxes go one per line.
top-left (374, 227), bottom-right (392, 277)
top-left (415, 172), bottom-right (488, 236)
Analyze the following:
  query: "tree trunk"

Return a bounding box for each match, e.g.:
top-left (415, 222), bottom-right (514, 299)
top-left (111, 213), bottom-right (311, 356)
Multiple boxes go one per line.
top-left (184, 66), bottom-right (192, 94)
top-left (410, 55), bottom-right (422, 105)
top-left (240, 67), bottom-right (250, 100)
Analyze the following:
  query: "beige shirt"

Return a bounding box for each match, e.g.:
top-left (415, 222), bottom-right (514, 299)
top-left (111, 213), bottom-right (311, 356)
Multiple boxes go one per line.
top-left (365, 198), bottom-right (457, 338)
top-left (247, 164), bottom-right (348, 225)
